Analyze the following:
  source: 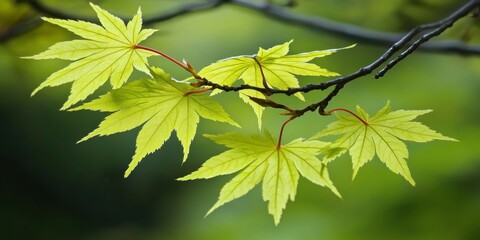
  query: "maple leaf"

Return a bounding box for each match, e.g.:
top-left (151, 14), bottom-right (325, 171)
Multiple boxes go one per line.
top-left (24, 3), bottom-right (157, 110)
top-left (179, 131), bottom-right (340, 225)
top-left (312, 101), bottom-right (457, 185)
top-left (197, 40), bottom-right (355, 128)
top-left (72, 67), bottom-right (239, 177)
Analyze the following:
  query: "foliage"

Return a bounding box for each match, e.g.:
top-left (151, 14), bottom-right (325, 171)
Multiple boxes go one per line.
top-left (25, 3), bottom-right (457, 225)
top-left (198, 40), bottom-right (354, 127)
top-left (72, 67), bottom-right (239, 177)
top-left (312, 102), bottom-right (457, 186)
top-left (179, 132), bottom-right (339, 225)
top-left (24, 3), bottom-right (157, 110)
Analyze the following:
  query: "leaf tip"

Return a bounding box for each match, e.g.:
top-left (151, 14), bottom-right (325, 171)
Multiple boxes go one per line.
top-left (273, 218), bottom-right (281, 226)
top-left (124, 156), bottom-right (141, 178)
top-left (66, 106), bottom-right (82, 112)
top-left (443, 136), bottom-right (459, 142)
top-left (206, 202), bottom-right (221, 217)
top-left (404, 174), bottom-right (416, 186)
top-left (346, 43), bottom-right (357, 49)
top-left (76, 136), bottom-right (89, 144)
top-left (351, 170), bottom-right (358, 182)
top-left (331, 186), bottom-right (342, 199)
top-left (31, 88), bottom-right (41, 97)
top-left (176, 176), bottom-right (188, 181)
top-left (89, 2), bottom-right (98, 9)
top-left (59, 104), bottom-right (71, 111)
top-left (181, 155), bottom-right (188, 164)
top-left (124, 167), bottom-right (133, 178)
top-left (40, 17), bottom-right (55, 23)
top-left (409, 179), bottom-right (416, 186)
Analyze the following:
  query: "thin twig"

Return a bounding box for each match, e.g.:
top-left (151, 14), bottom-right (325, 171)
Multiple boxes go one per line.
top-left (0, 18), bottom-right (42, 43)
top-left (143, 0), bottom-right (226, 25)
top-left (21, 0), bottom-right (226, 25)
top-left (253, 57), bottom-right (271, 91)
top-left (134, 45), bottom-right (191, 72)
top-left (184, 87), bottom-right (212, 96)
top-left (326, 108), bottom-right (369, 126)
top-left (249, 97), bottom-right (295, 114)
top-left (277, 116), bottom-right (297, 150)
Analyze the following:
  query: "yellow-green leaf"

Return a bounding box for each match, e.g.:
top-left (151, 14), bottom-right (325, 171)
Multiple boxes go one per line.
top-left (198, 40), bottom-right (354, 128)
top-left (312, 101), bottom-right (457, 185)
top-left (73, 67), bottom-right (239, 177)
top-left (179, 131), bottom-right (339, 225)
top-left (24, 3), bottom-right (158, 110)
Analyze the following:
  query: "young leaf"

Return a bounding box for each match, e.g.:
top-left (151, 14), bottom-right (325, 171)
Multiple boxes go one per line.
top-left (179, 132), bottom-right (340, 225)
top-left (25, 3), bottom-right (158, 110)
top-left (198, 40), bottom-right (354, 128)
top-left (73, 67), bottom-right (239, 177)
top-left (312, 101), bottom-right (457, 185)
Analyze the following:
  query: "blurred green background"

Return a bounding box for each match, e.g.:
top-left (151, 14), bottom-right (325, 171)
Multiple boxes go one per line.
top-left (1, 0), bottom-right (479, 239)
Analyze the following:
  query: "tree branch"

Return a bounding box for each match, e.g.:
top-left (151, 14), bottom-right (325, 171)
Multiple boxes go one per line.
top-left (231, 0), bottom-right (480, 55)
top-left (17, 0), bottom-right (480, 118)
top-left (198, 0), bottom-right (479, 115)
top-left (374, 0), bottom-right (479, 78)
top-left (0, 18), bottom-right (42, 43)
top-left (294, 0), bottom-right (480, 115)
top-left (18, 0), bottom-right (480, 56)
top-left (143, 0), bottom-right (226, 25)
top-left (21, 0), bottom-right (226, 25)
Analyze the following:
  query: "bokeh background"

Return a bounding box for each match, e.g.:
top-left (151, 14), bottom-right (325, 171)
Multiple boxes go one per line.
top-left (1, 0), bottom-right (479, 239)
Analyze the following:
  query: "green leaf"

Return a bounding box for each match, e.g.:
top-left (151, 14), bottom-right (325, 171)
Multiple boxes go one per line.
top-left (24, 3), bottom-right (158, 110)
top-left (73, 67), bottom-right (239, 177)
top-left (179, 131), bottom-right (339, 225)
top-left (312, 101), bottom-right (457, 185)
top-left (198, 40), bottom-right (354, 128)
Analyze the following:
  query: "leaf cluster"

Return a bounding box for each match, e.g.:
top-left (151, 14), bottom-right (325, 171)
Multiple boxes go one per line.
top-left (25, 3), bottom-right (457, 225)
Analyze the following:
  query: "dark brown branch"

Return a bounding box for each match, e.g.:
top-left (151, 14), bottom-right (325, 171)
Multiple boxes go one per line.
top-left (6, 0), bottom-right (224, 42)
top-left (18, 0), bottom-right (480, 117)
top-left (143, 0), bottom-right (226, 25)
top-left (374, 0), bottom-right (479, 78)
top-left (294, 0), bottom-right (480, 115)
top-left (20, 0), bottom-right (88, 21)
top-left (199, 78), bottom-right (269, 93)
top-left (21, 0), bottom-right (226, 25)
top-left (0, 18), bottom-right (42, 43)
top-left (200, 0), bottom-right (480, 114)
top-left (19, 0), bottom-right (480, 56)
top-left (231, 0), bottom-right (480, 56)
